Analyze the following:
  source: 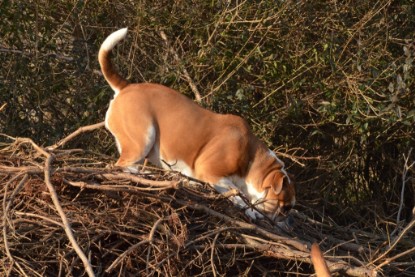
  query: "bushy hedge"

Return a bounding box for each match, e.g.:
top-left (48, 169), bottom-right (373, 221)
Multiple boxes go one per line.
top-left (1, 0), bottom-right (414, 226)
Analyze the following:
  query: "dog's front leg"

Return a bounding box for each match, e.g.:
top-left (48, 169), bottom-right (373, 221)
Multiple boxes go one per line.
top-left (213, 179), bottom-right (263, 221)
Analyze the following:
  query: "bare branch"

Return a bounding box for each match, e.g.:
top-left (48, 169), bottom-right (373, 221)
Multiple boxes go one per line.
top-left (159, 30), bottom-right (202, 102)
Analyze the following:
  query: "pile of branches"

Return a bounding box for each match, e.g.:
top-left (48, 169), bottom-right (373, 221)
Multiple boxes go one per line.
top-left (0, 124), bottom-right (413, 276)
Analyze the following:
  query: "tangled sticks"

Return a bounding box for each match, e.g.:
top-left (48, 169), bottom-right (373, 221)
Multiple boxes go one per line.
top-left (2, 122), bottom-right (409, 276)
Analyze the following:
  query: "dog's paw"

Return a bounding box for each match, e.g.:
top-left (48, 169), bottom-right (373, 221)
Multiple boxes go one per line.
top-left (125, 166), bottom-right (139, 174)
top-left (245, 208), bottom-right (264, 221)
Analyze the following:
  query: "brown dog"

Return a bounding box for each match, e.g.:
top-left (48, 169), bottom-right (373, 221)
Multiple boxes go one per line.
top-left (99, 28), bottom-right (295, 223)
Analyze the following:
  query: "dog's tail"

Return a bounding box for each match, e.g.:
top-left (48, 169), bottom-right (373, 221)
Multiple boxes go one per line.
top-left (98, 28), bottom-right (129, 95)
top-left (311, 243), bottom-right (331, 277)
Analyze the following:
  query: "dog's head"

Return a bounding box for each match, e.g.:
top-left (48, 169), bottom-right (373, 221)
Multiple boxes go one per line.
top-left (260, 170), bottom-right (296, 223)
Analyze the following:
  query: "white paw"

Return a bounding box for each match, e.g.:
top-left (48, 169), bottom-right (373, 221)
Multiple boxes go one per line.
top-left (245, 208), bottom-right (264, 221)
top-left (125, 166), bottom-right (139, 174)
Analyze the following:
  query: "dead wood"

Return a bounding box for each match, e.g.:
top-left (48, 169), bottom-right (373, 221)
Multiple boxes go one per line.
top-left (0, 127), bottom-right (412, 276)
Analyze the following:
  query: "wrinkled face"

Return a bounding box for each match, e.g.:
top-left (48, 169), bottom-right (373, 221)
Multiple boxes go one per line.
top-left (260, 171), bottom-right (296, 223)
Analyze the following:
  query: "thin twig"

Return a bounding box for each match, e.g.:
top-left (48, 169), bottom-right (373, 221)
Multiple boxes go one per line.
top-left (0, 103), bottom-right (6, 112)
top-left (159, 30), bottom-right (202, 102)
top-left (65, 178), bottom-right (177, 191)
top-left (43, 154), bottom-right (95, 276)
top-left (14, 211), bottom-right (65, 228)
top-left (396, 148), bottom-right (414, 224)
top-left (14, 137), bottom-right (99, 277)
top-left (47, 121), bottom-right (105, 151)
top-left (2, 174), bottom-right (30, 277)
top-left (371, 217), bottom-right (415, 267)
top-left (105, 240), bottom-right (150, 273)
top-left (210, 232), bottom-right (220, 277)
top-left (375, 245), bottom-right (415, 270)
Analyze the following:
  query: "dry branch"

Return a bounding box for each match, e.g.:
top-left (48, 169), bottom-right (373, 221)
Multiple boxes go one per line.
top-left (159, 30), bottom-right (202, 102)
top-left (47, 121), bottom-right (105, 151)
top-left (1, 136), bottom-right (95, 276)
top-left (43, 155), bottom-right (96, 277)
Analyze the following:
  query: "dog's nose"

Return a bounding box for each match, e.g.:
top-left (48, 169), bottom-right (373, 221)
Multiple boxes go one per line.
top-left (280, 204), bottom-right (292, 214)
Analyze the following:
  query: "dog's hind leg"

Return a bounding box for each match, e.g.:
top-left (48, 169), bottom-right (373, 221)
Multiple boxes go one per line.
top-left (113, 124), bottom-right (156, 172)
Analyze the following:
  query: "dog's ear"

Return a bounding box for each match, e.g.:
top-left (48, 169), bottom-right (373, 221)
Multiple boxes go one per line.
top-left (263, 171), bottom-right (287, 195)
top-left (270, 172), bottom-right (284, 195)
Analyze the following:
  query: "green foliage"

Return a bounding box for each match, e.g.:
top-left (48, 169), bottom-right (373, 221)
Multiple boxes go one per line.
top-left (1, 0), bottom-right (414, 226)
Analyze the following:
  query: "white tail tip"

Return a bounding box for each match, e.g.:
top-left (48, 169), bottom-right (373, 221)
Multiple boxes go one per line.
top-left (101, 28), bottom-right (128, 51)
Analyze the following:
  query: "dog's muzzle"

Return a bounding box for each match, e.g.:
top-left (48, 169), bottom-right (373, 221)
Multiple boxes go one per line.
top-left (258, 200), bottom-right (292, 223)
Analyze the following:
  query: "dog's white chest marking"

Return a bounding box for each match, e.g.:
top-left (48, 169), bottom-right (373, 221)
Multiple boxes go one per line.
top-left (246, 181), bottom-right (267, 202)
